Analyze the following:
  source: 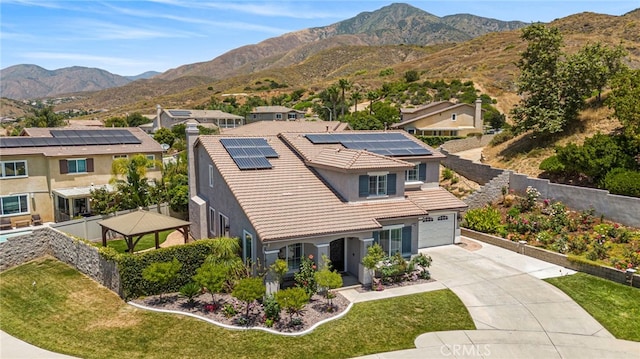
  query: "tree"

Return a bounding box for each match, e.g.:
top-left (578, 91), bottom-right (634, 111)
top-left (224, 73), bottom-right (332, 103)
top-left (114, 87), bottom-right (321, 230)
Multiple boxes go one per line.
top-left (362, 243), bottom-right (385, 286)
top-left (153, 127), bottom-right (176, 148)
top-left (204, 237), bottom-right (245, 290)
top-left (104, 116), bottom-right (127, 127)
top-left (89, 186), bottom-right (119, 214)
top-left (366, 91), bottom-right (379, 114)
top-left (510, 24), bottom-right (566, 135)
top-left (404, 70), bottom-right (419, 83)
top-left (232, 277), bottom-right (266, 319)
top-left (338, 78), bottom-right (351, 118)
top-left (572, 42), bottom-right (627, 102)
top-left (269, 258), bottom-right (288, 289)
top-left (608, 68), bottom-right (640, 136)
top-left (110, 154), bottom-right (158, 210)
top-left (163, 152), bottom-right (188, 213)
top-left (350, 91), bottom-right (362, 113)
top-left (371, 101), bottom-right (400, 125)
top-left (318, 85), bottom-right (340, 121)
top-left (344, 112), bottom-right (384, 130)
top-left (142, 258), bottom-right (182, 301)
top-left (314, 255), bottom-right (343, 307)
top-left (275, 287), bottom-right (309, 323)
top-left (23, 106), bottom-right (65, 128)
top-left (126, 112), bottom-right (151, 127)
top-left (193, 262), bottom-right (228, 304)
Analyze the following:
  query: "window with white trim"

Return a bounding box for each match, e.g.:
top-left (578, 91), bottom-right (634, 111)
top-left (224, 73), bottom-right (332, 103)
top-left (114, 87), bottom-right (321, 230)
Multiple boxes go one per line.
top-left (287, 113), bottom-right (297, 120)
top-left (219, 213), bottom-right (229, 237)
top-left (242, 231), bottom-right (253, 263)
top-left (405, 164), bottom-right (419, 182)
top-left (209, 165), bottom-right (214, 187)
top-left (279, 243), bottom-right (302, 271)
top-left (146, 154), bottom-right (156, 169)
top-left (379, 228), bottom-right (402, 256)
top-left (275, 113), bottom-right (282, 120)
top-left (1, 194), bottom-right (29, 215)
top-left (209, 207), bottom-right (216, 236)
top-left (369, 175), bottom-right (387, 196)
top-left (1, 160), bottom-right (27, 178)
top-left (451, 113), bottom-right (457, 121)
top-left (67, 159), bottom-right (87, 173)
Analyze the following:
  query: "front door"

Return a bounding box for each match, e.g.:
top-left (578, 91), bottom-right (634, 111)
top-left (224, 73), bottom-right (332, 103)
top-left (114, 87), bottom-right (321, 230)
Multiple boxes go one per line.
top-left (329, 238), bottom-right (345, 272)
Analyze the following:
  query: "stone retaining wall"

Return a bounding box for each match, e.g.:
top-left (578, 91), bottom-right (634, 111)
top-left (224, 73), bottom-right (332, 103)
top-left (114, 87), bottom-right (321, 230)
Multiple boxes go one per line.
top-left (463, 228), bottom-right (640, 288)
top-left (0, 227), bottom-right (121, 295)
top-left (439, 135), bottom-right (495, 153)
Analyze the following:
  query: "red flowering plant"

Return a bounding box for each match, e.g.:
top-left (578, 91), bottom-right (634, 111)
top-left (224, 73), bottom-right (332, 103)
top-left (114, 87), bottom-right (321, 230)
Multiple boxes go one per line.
top-left (294, 254), bottom-right (318, 296)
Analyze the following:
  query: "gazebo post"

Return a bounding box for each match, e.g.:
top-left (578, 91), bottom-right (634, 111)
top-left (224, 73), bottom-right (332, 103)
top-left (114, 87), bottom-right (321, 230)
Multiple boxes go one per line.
top-left (155, 231), bottom-right (160, 249)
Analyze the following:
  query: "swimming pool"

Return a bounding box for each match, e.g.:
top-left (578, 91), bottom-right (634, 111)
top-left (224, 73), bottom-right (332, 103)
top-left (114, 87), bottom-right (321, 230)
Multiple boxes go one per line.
top-left (0, 230), bottom-right (33, 243)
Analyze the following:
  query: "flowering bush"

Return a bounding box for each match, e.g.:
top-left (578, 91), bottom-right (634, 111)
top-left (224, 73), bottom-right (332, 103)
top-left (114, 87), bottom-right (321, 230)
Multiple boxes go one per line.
top-left (294, 254), bottom-right (317, 296)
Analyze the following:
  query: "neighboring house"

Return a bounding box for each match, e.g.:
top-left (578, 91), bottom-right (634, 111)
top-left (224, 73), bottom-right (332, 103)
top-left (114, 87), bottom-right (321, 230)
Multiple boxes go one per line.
top-left (220, 119), bottom-right (351, 136)
top-left (246, 106), bottom-right (305, 123)
top-left (392, 99), bottom-right (483, 136)
top-left (188, 122), bottom-right (466, 285)
top-left (67, 119), bottom-right (104, 127)
top-left (147, 105), bottom-right (244, 133)
top-left (0, 127), bottom-right (163, 225)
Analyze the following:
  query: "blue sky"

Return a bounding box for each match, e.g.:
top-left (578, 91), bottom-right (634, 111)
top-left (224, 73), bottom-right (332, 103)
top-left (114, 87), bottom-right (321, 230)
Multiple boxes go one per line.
top-left (1, 1), bottom-right (637, 76)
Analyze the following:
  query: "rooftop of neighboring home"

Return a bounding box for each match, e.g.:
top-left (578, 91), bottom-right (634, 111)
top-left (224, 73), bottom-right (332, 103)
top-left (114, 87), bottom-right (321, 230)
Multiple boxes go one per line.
top-left (195, 129), bottom-right (464, 241)
top-left (1, 127), bottom-right (162, 156)
top-left (162, 109), bottom-right (244, 120)
top-left (393, 100), bottom-right (483, 128)
top-left (220, 120), bottom-right (350, 136)
top-left (250, 105), bottom-right (304, 114)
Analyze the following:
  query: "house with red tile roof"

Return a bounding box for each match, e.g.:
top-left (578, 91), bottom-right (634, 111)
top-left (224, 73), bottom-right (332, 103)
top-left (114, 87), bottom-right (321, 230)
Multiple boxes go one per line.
top-left (187, 122), bottom-right (466, 284)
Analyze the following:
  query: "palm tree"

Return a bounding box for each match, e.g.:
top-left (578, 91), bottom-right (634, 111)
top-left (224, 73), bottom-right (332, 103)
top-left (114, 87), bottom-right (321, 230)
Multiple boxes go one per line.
top-left (320, 85), bottom-right (340, 121)
top-left (338, 78), bottom-right (351, 117)
top-left (351, 91), bottom-right (363, 113)
top-left (110, 154), bottom-right (158, 209)
top-left (366, 91), bottom-right (379, 115)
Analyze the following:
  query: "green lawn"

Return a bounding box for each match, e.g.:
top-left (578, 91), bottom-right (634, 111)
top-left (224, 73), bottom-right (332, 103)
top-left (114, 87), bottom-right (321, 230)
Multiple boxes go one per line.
top-left (104, 230), bottom-right (171, 253)
top-left (0, 258), bottom-right (475, 359)
top-left (546, 272), bottom-right (640, 341)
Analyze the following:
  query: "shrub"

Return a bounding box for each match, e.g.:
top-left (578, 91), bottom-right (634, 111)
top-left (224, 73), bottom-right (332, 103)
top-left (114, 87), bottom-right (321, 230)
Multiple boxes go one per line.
top-left (463, 206), bottom-right (502, 234)
top-left (362, 243), bottom-right (385, 283)
top-left (223, 303), bottom-right (237, 318)
top-left (539, 155), bottom-right (565, 174)
top-left (602, 168), bottom-right (640, 197)
top-left (232, 277), bottom-right (266, 319)
top-left (193, 262), bottom-right (228, 304)
top-left (489, 129), bottom-right (514, 146)
top-left (416, 135), bottom-right (463, 147)
top-left (142, 258), bottom-right (182, 301)
top-left (179, 282), bottom-right (201, 307)
top-left (442, 168), bottom-right (454, 180)
top-left (275, 287), bottom-right (309, 323)
top-left (294, 254), bottom-right (317, 296)
top-left (262, 294), bottom-right (281, 322)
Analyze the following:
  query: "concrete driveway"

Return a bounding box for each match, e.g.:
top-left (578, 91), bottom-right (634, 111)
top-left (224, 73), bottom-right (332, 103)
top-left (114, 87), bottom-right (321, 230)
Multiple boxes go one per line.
top-left (358, 238), bottom-right (640, 358)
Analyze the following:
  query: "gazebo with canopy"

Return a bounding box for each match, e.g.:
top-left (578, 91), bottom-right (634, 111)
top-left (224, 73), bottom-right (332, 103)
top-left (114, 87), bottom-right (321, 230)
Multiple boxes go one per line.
top-left (98, 209), bottom-right (191, 253)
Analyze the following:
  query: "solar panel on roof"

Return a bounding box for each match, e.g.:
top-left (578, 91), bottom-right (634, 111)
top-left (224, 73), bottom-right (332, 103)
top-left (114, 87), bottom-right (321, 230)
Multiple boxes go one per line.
top-left (220, 137), bottom-right (278, 170)
top-left (168, 110), bottom-right (191, 117)
top-left (305, 132), bottom-right (431, 157)
top-left (0, 129), bottom-right (142, 149)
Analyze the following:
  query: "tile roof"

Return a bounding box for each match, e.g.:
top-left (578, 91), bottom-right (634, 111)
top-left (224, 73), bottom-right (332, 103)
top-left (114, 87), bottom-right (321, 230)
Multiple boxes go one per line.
top-left (165, 109), bottom-right (243, 120)
top-left (309, 148), bottom-right (415, 171)
top-left (400, 101), bottom-right (453, 114)
top-left (393, 102), bottom-right (481, 128)
top-left (198, 129), bottom-right (463, 242)
top-left (405, 187), bottom-right (469, 212)
top-left (220, 120), bottom-right (349, 136)
top-left (1, 127), bottom-right (163, 157)
top-left (251, 106), bottom-right (303, 114)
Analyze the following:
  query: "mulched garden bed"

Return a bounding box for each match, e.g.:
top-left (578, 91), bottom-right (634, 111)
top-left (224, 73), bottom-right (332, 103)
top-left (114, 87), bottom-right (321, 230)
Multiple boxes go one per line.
top-left (131, 290), bottom-right (350, 334)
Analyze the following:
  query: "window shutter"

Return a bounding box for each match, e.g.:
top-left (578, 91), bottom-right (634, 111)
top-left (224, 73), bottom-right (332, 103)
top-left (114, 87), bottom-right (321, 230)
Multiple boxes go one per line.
top-left (59, 160), bottom-right (68, 174)
top-left (86, 158), bottom-right (94, 172)
top-left (372, 231), bottom-right (380, 246)
top-left (402, 226), bottom-right (412, 257)
top-left (387, 174), bottom-right (396, 195)
top-left (359, 175), bottom-right (369, 197)
top-left (419, 164), bottom-right (427, 181)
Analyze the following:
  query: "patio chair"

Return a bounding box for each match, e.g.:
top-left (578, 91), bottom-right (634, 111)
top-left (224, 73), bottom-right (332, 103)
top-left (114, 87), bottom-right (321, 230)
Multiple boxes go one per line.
top-left (31, 213), bottom-right (43, 226)
top-left (0, 217), bottom-right (12, 230)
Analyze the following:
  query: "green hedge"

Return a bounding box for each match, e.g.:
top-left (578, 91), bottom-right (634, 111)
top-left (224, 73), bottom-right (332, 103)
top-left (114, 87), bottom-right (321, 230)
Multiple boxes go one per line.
top-left (602, 168), bottom-right (640, 197)
top-left (110, 240), bottom-right (218, 300)
top-left (416, 135), bottom-right (463, 147)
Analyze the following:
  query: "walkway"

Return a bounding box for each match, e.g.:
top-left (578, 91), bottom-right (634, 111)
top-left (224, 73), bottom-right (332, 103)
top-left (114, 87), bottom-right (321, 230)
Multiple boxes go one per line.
top-left (352, 238), bottom-right (640, 358)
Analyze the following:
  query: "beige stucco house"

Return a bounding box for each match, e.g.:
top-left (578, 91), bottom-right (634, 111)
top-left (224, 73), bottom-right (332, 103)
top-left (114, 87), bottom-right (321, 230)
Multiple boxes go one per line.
top-left (246, 106), bottom-right (305, 123)
top-left (392, 99), bottom-right (483, 136)
top-left (0, 127), bottom-right (163, 226)
top-left (187, 122), bottom-right (466, 285)
top-left (146, 106), bottom-right (244, 133)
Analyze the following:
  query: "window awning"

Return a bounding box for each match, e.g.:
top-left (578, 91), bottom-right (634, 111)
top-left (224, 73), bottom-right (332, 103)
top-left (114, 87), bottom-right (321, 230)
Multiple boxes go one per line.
top-left (53, 184), bottom-right (114, 199)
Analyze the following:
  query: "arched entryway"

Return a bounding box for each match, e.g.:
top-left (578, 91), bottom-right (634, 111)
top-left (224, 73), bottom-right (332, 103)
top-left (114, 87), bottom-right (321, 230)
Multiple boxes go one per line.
top-left (329, 238), bottom-right (345, 272)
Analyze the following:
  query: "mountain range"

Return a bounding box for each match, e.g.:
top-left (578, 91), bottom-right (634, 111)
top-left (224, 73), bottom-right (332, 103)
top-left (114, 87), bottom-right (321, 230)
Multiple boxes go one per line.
top-left (1, 3), bottom-right (526, 101)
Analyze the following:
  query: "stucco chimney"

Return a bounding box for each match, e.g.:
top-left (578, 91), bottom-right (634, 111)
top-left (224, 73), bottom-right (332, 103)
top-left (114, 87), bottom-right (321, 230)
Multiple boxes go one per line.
top-left (186, 123), bottom-right (199, 197)
top-left (474, 99), bottom-right (482, 131)
top-left (155, 104), bottom-right (162, 131)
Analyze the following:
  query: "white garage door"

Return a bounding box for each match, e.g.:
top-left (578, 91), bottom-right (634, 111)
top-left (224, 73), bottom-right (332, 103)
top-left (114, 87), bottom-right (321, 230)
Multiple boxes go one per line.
top-left (418, 213), bottom-right (455, 248)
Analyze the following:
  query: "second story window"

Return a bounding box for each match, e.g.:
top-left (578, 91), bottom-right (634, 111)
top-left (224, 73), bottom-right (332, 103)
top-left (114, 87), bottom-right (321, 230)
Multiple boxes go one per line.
top-left (60, 158), bottom-right (93, 174)
top-left (209, 165), bottom-right (214, 187)
top-left (369, 175), bottom-right (387, 196)
top-left (1, 160), bottom-right (27, 179)
top-left (68, 159), bottom-right (87, 173)
top-left (146, 154), bottom-right (156, 169)
top-left (405, 165), bottom-right (418, 182)
top-left (360, 173), bottom-right (396, 198)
